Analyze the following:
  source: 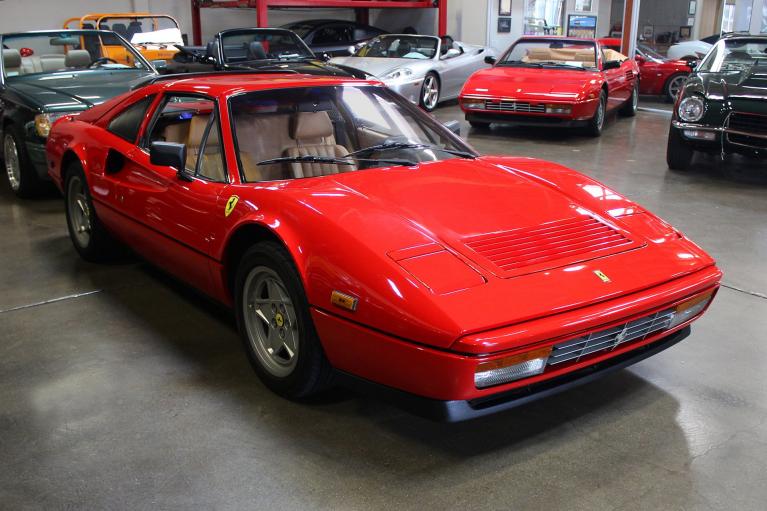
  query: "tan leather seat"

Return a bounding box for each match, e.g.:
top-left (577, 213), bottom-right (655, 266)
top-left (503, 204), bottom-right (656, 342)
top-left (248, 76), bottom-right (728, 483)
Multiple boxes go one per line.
top-left (282, 111), bottom-right (355, 179)
top-left (65, 50), bottom-right (91, 68)
top-left (186, 115), bottom-right (226, 181)
top-left (2, 49), bottom-right (21, 76)
top-left (232, 113), bottom-right (294, 182)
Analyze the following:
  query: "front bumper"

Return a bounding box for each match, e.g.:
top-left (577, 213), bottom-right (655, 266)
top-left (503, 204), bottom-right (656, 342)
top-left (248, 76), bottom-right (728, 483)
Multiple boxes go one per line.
top-left (462, 98), bottom-right (598, 128)
top-left (672, 120), bottom-right (767, 157)
top-left (386, 77), bottom-right (425, 105)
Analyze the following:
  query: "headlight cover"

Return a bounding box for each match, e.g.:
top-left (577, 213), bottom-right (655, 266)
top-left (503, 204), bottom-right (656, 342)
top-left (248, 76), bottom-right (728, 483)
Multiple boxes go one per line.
top-left (34, 112), bottom-right (77, 138)
top-left (384, 68), bottom-right (413, 81)
top-left (678, 96), bottom-right (705, 123)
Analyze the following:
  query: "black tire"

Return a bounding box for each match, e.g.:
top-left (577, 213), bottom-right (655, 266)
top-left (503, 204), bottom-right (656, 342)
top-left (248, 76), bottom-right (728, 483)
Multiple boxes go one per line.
top-left (420, 72), bottom-right (440, 112)
top-left (664, 73), bottom-right (688, 103)
top-left (666, 127), bottom-right (695, 170)
top-left (64, 162), bottom-right (121, 261)
top-left (469, 120), bottom-right (490, 130)
top-left (3, 124), bottom-right (43, 198)
top-left (586, 91), bottom-right (607, 137)
top-left (234, 241), bottom-right (333, 399)
top-left (620, 82), bottom-right (638, 117)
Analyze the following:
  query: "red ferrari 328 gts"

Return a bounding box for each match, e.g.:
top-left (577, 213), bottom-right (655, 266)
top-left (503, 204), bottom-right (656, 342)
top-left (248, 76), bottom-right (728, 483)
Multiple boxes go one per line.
top-left (46, 73), bottom-right (720, 421)
top-left (460, 36), bottom-right (640, 136)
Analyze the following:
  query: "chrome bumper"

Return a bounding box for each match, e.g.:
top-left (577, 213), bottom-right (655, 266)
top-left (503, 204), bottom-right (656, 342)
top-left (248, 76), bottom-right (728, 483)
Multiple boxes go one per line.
top-left (672, 119), bottom-right (767, 150)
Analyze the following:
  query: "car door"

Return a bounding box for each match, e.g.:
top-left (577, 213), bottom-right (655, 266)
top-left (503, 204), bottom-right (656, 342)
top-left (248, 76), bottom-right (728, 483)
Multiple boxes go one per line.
top-left (437, 39), bottom-right (486, 99)
top-left (601, 48), bottom-right (630, 110)
top-left (104, 93), bottom-right (228, 296)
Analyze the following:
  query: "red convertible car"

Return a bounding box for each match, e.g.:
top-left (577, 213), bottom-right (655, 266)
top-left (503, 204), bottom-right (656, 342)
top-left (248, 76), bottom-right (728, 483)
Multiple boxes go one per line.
top-left (460, 37), bottom-right (640, 136)
top-left (600, 38), bottom-right (692, 101)
top-left (47, 72), bottom-right (720, 421)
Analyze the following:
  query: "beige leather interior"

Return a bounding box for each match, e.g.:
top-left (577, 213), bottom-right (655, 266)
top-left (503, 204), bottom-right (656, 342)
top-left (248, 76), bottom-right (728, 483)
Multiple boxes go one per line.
top-left (523, 47), bottom-right (596, 67)
top-left (2, 49), bottom-right (21, 76)
top-left (186, 115), bottom-right (226, 182)
top-left (2, 49), bottom-right (92, 76)
top-left (282, 111), bottom-right (356, 179)
top-left (65, 50), bottom-right (92, 68)
top-left (603, 48), bottom-right (628, 62)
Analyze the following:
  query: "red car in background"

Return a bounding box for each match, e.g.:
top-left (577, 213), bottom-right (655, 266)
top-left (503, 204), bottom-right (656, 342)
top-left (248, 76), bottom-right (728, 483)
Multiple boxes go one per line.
top-left (460, 37), bottom-right (640, 136)
top-left (600, 38), bottom-right (691, 101)
top-left (46, 73), bottom-right (720, 421)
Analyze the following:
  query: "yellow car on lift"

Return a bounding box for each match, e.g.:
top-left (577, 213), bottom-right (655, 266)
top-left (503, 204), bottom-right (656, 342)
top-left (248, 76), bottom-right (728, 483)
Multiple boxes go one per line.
top-left (63, 13), bottom-right (182, 65)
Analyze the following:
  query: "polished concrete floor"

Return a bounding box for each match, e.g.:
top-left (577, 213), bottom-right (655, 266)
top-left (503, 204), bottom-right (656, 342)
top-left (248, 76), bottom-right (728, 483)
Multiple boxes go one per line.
top-left (2, 102), bottom-right (766, 510)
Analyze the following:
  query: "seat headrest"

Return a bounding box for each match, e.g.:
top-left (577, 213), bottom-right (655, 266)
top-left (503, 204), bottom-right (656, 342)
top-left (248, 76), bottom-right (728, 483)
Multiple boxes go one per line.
top-left (247, 41), bottom-right (267, 60)
top-left (112, 23), bottom-right (128, 37)
top-left (187, 115), bottom-right (216, 148)
top-left (206, 41), bottom-right (219, 59)
top-left (290, 111), bottom-right (334, 140)
top-left (66, 50), bottom-right (92, 68)
top-left (3, 49), bottom-right (22, 69)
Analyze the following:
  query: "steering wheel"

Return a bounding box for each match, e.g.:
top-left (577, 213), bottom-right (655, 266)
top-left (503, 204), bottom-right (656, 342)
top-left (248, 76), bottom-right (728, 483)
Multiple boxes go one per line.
top-left (89, 57), bottom-right (119, 68)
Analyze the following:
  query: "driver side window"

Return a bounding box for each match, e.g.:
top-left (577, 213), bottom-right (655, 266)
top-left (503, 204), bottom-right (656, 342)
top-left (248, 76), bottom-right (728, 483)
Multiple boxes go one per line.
top-left (146, 95), bottom-right (227, 182)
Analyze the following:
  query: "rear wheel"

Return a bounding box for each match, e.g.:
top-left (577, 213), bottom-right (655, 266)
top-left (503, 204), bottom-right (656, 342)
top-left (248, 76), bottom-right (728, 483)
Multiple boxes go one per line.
top-left (420, 73), bottom-right (440, 112)
top-left (620, 82), bottom-right (638, 117)
top-left (666, 127), bottom-right (695, 170)
top-left (3, 126), bottom-right (42, 198)
top-left (664, 73), bottom-right (688, 102)
top-left (235, 241), bottom-right (333, 399)
top-left (586, 91), bottom-right (607, 137)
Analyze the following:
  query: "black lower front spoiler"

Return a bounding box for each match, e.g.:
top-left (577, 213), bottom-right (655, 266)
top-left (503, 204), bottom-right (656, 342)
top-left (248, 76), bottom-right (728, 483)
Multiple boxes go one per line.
top-left (336, 326), bottom-right (691, 422)
top-left (466, 112), bottom-right (588, 128)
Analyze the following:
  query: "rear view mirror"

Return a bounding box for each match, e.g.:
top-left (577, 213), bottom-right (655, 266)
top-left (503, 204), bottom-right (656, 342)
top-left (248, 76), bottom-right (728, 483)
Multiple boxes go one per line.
top-left (603, 60), bottom-right (621, 70)
top-left (443, 120), bottom-right (461, 136)
top-left (151, 59), bottom-right (168, 69)
top-left (149, 142), bottom-right (191, 180)
top-left (484, 55), bottom-right (496, 65)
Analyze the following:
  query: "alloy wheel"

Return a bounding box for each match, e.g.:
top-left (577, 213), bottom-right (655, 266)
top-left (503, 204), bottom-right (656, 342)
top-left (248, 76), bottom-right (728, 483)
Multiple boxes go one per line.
top-left (422, 75), bottom-right (439, 110)
top-left (667, 75), bottom-right (687, 101)
top-left (3, 134), bottom-right (21, 192)
top-left (67, 175), bottom-right (92, 248)
top-left (242, 266), bottom-right (300, 378)
top-left (596, 97), bottom-right (605, 130)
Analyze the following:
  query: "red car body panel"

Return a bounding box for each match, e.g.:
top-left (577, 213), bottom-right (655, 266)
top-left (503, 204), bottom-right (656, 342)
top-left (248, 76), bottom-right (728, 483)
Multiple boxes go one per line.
top-left (46, 74), bottom-right (720, 415)
top-left (459, 37), bottom-right (640, 124)
top-left (599, 38), bottom-right (692, 96)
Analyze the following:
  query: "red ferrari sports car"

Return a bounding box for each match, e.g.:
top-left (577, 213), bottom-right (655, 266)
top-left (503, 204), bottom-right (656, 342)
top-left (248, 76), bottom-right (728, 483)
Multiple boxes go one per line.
top-left (600, 38), bottom-right (692, 102)
top-left (459, 37), bottom-right (640, 136)
top-left (46, 72), bottom-right (720, 421)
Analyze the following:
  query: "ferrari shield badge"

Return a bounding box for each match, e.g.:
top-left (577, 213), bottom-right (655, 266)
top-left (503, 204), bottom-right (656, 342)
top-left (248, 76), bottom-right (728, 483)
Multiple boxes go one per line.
top-left (225, 195), bottom-right (239, 217)
top-left (594, 270), bottom-right (611, 283)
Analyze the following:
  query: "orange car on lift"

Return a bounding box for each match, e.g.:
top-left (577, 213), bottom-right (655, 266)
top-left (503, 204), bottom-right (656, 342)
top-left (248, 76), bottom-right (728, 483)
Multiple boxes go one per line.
top-left (63, 13), bottom-right (183, 65)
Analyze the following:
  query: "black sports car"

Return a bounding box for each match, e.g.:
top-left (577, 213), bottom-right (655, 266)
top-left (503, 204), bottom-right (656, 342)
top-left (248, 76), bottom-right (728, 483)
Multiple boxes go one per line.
top-left (281, 19), bottom-right (386, 56)
top-left (167, 28), bottom-right (368, 78)
top-left (667, 34), bottom-right (767, 170)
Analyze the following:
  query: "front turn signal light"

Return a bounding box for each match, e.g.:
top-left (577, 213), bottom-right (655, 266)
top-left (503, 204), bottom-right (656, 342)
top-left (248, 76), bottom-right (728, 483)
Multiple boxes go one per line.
top-left (474, 346), bottom-right (552, 389)
top-left (668, 291), bottom-right (714, 330)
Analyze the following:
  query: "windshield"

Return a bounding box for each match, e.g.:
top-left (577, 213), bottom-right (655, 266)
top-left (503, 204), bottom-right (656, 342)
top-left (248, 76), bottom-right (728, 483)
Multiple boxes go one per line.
top-left (219, 30), bottom-right (314, 64)
top-left (637, 44), bottom-right (665, 61)
top-left (698, 39), bottom-right (767, 72)
top-left (229, 85), bottom-right (475, 182)
top-left (282, 23), bottom-right (315, 39)
top-left (356, 36), bottom-right (438, 59)
top-left (498, 39), bottom-right (598, 70)
top-left (1, 31), bottom-right (150, 80)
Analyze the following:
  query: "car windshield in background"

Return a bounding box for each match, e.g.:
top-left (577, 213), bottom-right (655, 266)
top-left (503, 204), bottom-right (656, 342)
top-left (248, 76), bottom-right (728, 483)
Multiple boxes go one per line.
top-left (499, 40), bottom-right (598, 70)
top-left (356, 36), bottom-right (438, 59)
top-left (220, 31), bottom-right (314, 63)
top-left (229, 85), bottom-right (474, 182)
top-left (637, 44), bottom-right (666, 61)
top-left (1, 31), bottom-right (150, 80)
top-left (698, 39), bottom-right (767, 72)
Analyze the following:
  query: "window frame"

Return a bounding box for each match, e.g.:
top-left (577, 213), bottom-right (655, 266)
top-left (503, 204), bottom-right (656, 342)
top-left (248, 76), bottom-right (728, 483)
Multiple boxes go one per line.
top-left (141, 92), bottom-right (230, 184)
top-left (106, 94), bottom-right (156, 144)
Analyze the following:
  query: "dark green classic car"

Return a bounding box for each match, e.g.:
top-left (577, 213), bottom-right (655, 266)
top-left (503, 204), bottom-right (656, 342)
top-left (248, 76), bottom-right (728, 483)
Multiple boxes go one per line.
top-left (667, 34), bottom-right (767, 170)
top-left (1, 30), bottom-right (156, 197)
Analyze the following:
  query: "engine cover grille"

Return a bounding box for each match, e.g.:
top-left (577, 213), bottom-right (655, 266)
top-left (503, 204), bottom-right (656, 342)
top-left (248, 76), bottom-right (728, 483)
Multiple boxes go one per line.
top-left (548, 308), bottom-right (676, 366)
top-left (485, 99), bottom-right (546, 113)
top-left (464, 216), bottom-right (635, 275)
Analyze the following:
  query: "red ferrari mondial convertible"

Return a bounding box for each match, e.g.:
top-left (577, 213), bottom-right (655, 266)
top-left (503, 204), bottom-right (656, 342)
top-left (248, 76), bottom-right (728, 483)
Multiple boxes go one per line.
top-left (47, 73), bottom-right (720, 421)
top-left (460, 37), bottom-right (640, 136)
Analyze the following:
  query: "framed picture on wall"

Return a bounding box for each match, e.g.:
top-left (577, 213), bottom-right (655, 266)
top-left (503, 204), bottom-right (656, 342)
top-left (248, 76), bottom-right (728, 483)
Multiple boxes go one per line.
top-left (687, 17), bottom-right (696, 26)
top-left (498, 17), bottom-right (512, 33)
top-left (574, 0), bottom-right (593, 12)
top-left (499, 0), bottom-right (512, 17)
top-left (566, 15), bottom-right (597, 38)
top-left (680, 26), bottom-right (692, 39)
top-left (688, 0), bottom-right (697, 15)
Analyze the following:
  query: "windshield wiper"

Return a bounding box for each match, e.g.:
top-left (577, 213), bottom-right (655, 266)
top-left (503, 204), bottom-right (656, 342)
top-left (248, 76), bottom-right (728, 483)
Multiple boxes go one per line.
top-left (345, 142), bottom-right (476, 159)
top-left (256, 154), bottom-right (416, 167)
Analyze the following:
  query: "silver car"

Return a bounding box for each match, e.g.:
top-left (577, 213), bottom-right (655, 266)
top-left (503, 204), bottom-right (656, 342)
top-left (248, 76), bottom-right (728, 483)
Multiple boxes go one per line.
top-left (330, 34), bottom-right (496, 111)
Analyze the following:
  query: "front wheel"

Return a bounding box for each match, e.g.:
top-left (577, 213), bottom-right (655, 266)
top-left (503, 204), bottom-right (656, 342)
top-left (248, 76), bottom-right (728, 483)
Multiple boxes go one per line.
top-left (3, 127), bottom-right (42, 198)
top-left (235, 241), bottom-right (333, 399)
top-left (420, 73), bottom-right (440, 112)
top-left (664, 73), bottom-right (688, 102)
top-left (620, 82), bottom-right (638, 117)
top-left (666, 127), bottom-right (695, 170)
top-left (586, 91), bottom-right (607, 137)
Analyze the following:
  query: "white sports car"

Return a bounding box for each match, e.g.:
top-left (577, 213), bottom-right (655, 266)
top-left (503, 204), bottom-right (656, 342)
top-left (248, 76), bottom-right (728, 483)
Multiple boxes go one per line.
top-left (330, 34), bottom-right (496, 111)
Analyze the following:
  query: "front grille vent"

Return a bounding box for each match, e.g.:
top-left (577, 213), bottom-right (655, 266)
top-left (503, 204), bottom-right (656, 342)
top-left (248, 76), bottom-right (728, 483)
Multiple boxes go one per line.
top-left (727, 112), bottom-right (767, 148)
top-left (548, 308), bottom-right (675, 366)
top-left (465, 216), bottom-right (633, 272)
top-left (485, 99), bottom-right (546, 113)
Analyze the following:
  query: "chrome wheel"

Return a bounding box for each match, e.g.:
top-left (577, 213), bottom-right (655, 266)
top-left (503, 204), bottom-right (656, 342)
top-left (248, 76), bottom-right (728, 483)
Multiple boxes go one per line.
top-left (422, 74), bottom-right (439, 110)
top-left (667, 75), bottom-right (687, 101)
top-left (595, 97), bottom-right (605, 130)
top-left (67, 174), bottom-right (91, 248)
top-left (242, 267), bottom-right (299, 378)
top-left (3, 134), bottom-right (21, 192)
top-left (631, 85), bottom-right (638, 111)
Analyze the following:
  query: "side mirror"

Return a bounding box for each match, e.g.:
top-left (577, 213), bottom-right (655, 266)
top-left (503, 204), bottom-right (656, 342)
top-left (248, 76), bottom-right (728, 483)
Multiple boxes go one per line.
top-left (151, 59), bottom-right (168, 70)
top-left (347, 45), bottom-right (357, 55)
top-left (149, 142), bottom-right (191, 180)
top-left (484, 55), bottom-right (496, 65)
top-left (442, 48), bottom-right (461, 59)
top-left (686, 59), bottom-right (698, 70)
top-left (443, 120), bottom-right (461, 136)
top-left (603, 60), bottom-right (621, 70)
top-left (320, 52), bottom-right (331, 61)
top-left (634, 55), bottom-right (646, 64)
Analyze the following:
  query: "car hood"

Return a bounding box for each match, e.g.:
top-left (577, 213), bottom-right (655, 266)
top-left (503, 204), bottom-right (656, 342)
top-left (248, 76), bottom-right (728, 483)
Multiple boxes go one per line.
top-left (699, 69), bottom-right (767, 101)
top-left (6, 69), bottom-right (152, 112)
top-left (463, 66), bottom-right (602, 100)
top-left (329, 56), bottom-right (430, 78)
top-left (291, 157), bottom-right (715, 346)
